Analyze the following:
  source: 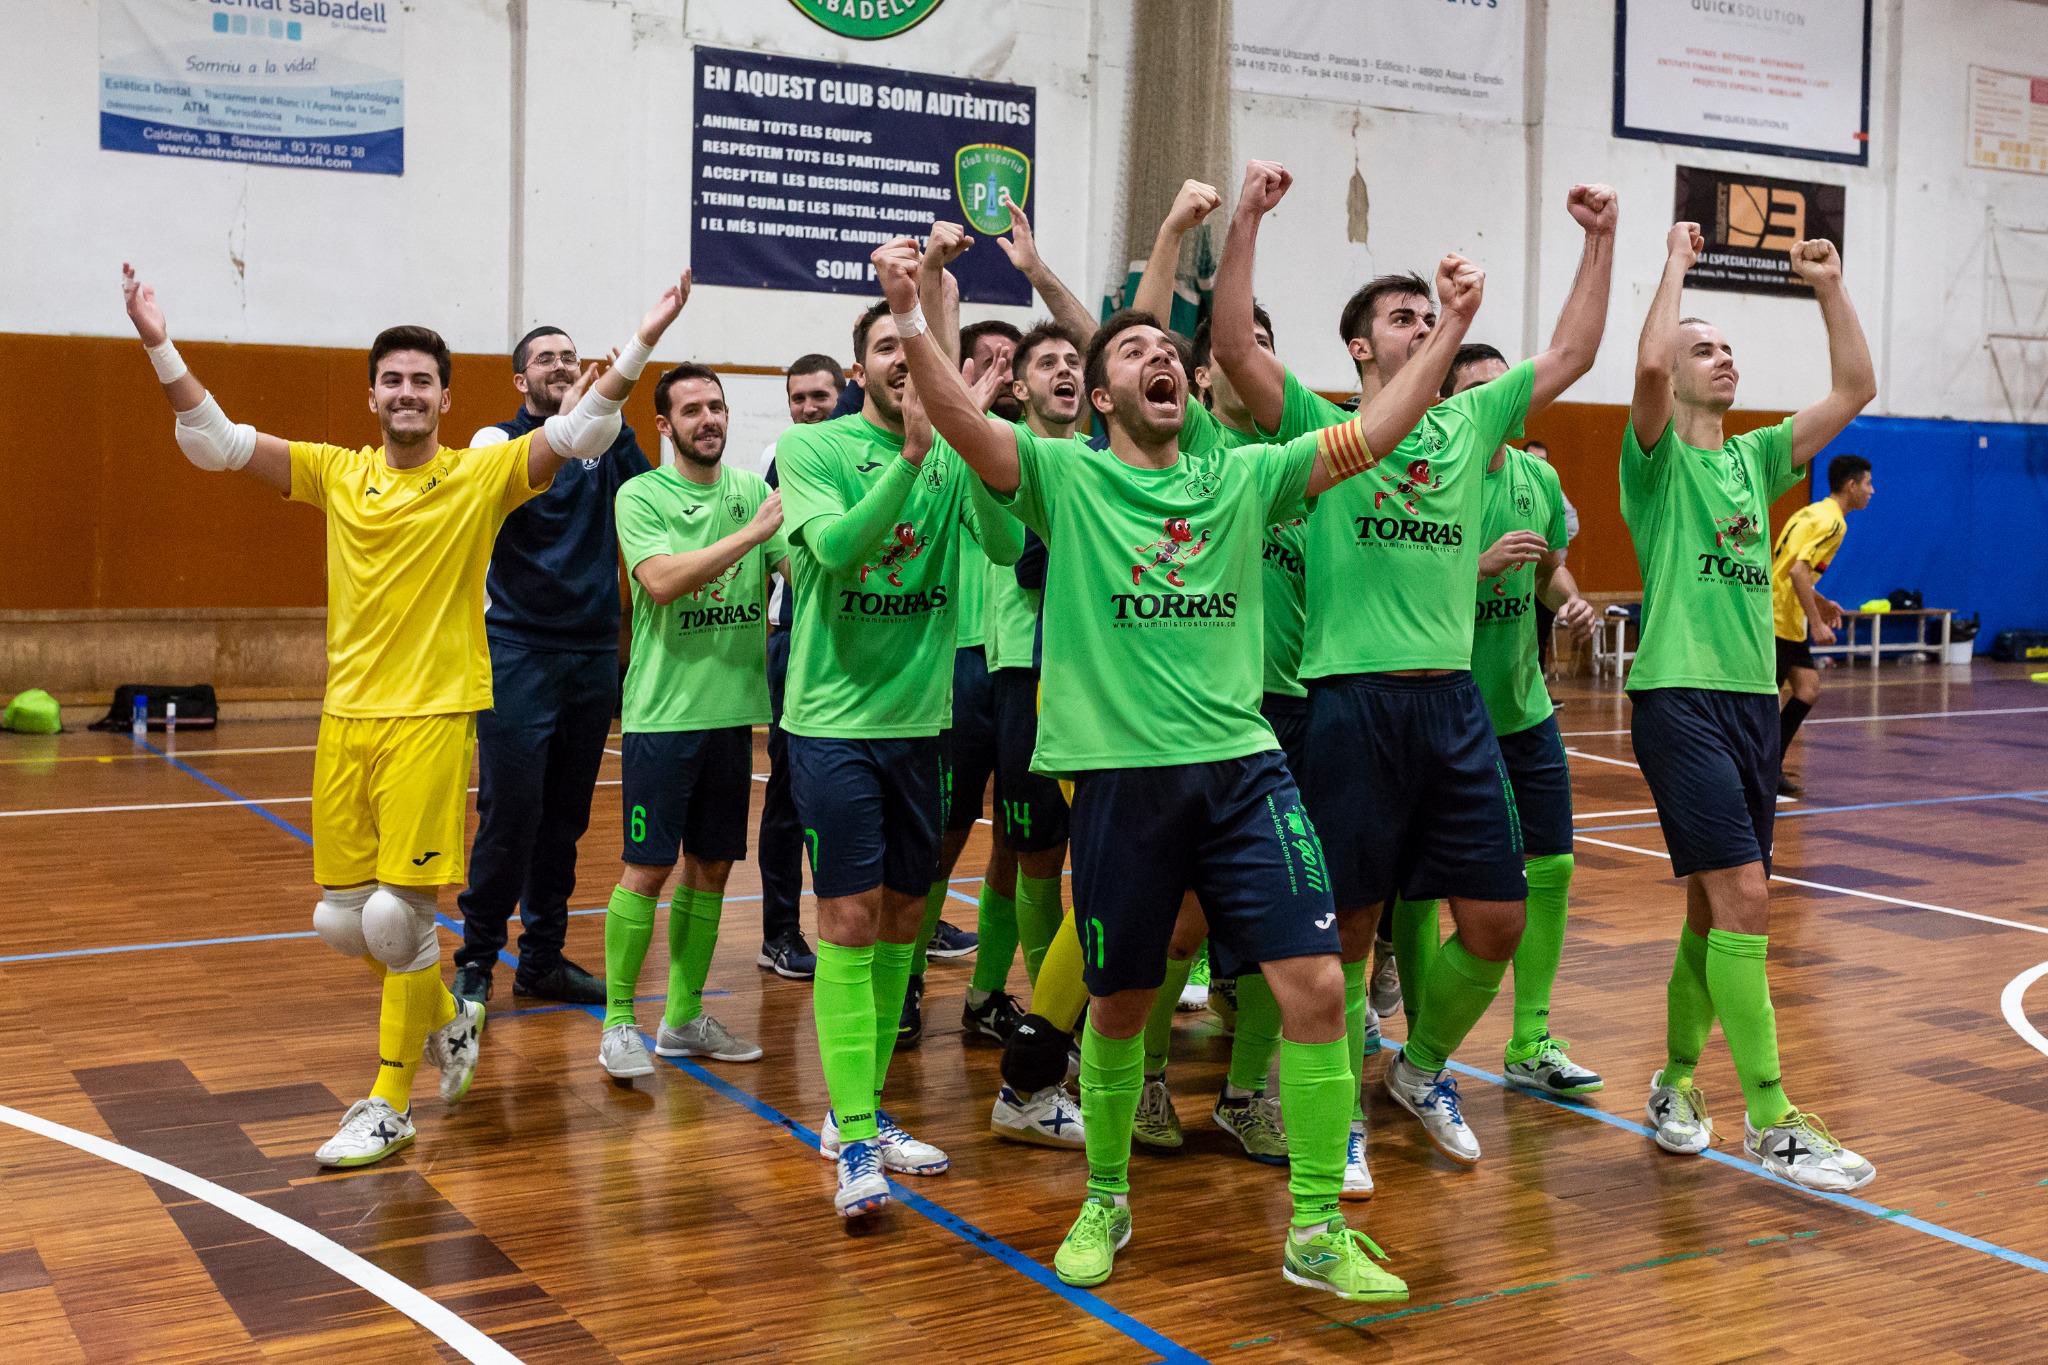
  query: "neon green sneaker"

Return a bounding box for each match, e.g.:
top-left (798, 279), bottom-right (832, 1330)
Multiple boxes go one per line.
top-left (1053, 1196), bottom-right (1132, 1286)
top-left (1178, 947), bottom-right (1210, 1011)
top-left (1503, 1035), bottom-right (1604, 1096)
top-left (1282, 1221), bottom-right (1408, 1302)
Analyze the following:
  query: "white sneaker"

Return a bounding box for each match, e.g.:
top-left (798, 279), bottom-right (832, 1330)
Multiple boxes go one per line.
top-left (1744, 1111), bottom-right (1875, 1191)
top-left (654, 1013), bottom-right (763, 1062)
top-left (833, 1138), bottom-right (891, 1218)
top-left (1385, 1052), bottom-right (1480, 1166)
top-left (1646, 1069), bottom-right (1712, 1155)
top-left (598, 1023), bottom-right (655, 1079)
top-left (1369, 946), bottom-right (1402, 1016)
top-left (1342, 1120), bottom-right (1375, 1200)
top-left (991, 1084), bottom-right (1085, 1148)
top-left (428, 997), bottom-right (485, 1102)
top-left (1363, 1006), bottom-right (1383, 1055)
top-left (315, 1098), bottom-right (414, 1169)
top-left (819, 1110), bottom-right (950, 1174)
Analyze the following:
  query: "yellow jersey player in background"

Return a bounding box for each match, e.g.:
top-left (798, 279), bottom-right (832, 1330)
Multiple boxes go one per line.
top-left (1769, 453), bottom-right (1873, 795)
top-left (120, 262), bottom-right (695, 1169)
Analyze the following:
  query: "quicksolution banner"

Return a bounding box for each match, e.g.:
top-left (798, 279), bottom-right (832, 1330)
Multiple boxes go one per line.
top-left (100, 0), bottom-right (404, 175)
top-left (691, 46), bottom-right (1036, 305)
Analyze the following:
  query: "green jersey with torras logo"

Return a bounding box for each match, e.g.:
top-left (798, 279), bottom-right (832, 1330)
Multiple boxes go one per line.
top-left (615, 464), bottom-right (787, 732)
top-left (1620, 416), bottom-right (1800, 694)
top-left (1471, 446), bottom-right (1568, 734)
top-left (994, 422), bottom-right (1321, 774)
top-left (1300, 359), bottom-right (1535, 678)
top-left (778, 413), bottom-right (972, 738)
top-left (983, 498), bottom-right (1038, 672)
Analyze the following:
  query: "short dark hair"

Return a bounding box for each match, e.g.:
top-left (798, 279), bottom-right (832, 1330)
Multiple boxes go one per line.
top-left (1011, 320), bottom-right (1084, 379)
top-left (960, 319), bottom-right (1024, 365)
top-left (1339, 272), bottom-right (1433, 346)
top-left (652, 362), bottom-right (724, 419)
top-left (1083, 309), bottom-right (1166, 405)
top-left (786, 352), bottom-right (845, 387)
top-left (1827, 453), bottom-right (1872, 493)
top-left (1191, 303), bottom-right (1275, 371)
top-left (1525, 440), bottom-right (1548, 453)
top-left (852, 301), bottom-right (891, 365)
top-left (1440, 342), bottom-right (1509, 399)
top-left (369, 325), bottom-right (451, 386)
top-left (513, 325), bottom-right (572, 372)
top-left (1677, 316), bottom-right (1712, 329)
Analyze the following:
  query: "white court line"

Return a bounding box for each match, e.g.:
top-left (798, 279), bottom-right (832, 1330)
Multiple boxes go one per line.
top-left (2000, 962), bottom-right (2048, 1059)
top-left (0, 795), bottom-right (313, 819)
top-left (1562, 703), bottom-right (2048, 739)
top-left (1564, 747), bottom-right (1640, 770)
top-left (0, 1103), bottom-right (520, 1364)
top-left (1572, 804), bottom-right (1663, 821)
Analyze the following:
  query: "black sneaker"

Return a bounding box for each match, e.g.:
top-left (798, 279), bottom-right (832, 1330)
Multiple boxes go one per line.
top-left (1777, 772), bottom-right (1803, 798)
top-left (452, 962), bottom-right (492, 1004)
top-left (757, 930), bottom-right (817, 981)
top-left (897, 973), bottom-right (926, 1049)
top-left (513, 956), bottom-right (605, 1004)
top-left (927, 920), bottom-right (979, 960)
top-left (962, 990), bottom-right (1024, 1044)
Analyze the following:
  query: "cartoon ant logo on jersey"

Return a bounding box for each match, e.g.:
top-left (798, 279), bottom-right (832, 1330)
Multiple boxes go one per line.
top-left (688, 561), bottom-right (744, 605)
top-left (1131, 517), bottom-right (1213, 588)
top-left (1714, 512), bottom-right (1761, 555)
top-left (860, 521), bottom-right (928, 587)
top-left (1371, 457), bottom-right (1442, 515)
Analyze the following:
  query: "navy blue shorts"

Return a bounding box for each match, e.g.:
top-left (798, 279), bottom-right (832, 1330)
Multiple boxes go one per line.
top-left (789, 734), bottom-right (944, 899)
top-left (1260, 692), bottom-right (1310, 781)
top-left (621, 727), bottom-right (752, 866)
top-left (1497, 714), bottom-right (1573, 859)
top-left (944, 646), bottom-right (996, 833)
top-left (1068, 750), bottom-right (1339, 996)
top-left (991, 668), bottom-right (1069, 853)
top-left (1629, 687), bottom-right (1778, 878)
top-left (1300, 672), bottom-right (1527, 908)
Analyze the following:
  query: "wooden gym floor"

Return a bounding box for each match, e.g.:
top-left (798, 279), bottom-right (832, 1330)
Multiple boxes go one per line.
top-left (2, 664), bottom-right (2047, 1362)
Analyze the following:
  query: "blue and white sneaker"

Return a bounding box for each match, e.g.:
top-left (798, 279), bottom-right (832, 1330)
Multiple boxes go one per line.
top-left (1385, 1051), bottom-right (1480, 1166)
top-left (991, 1084), bottom-right (1085, 1148)
top-left (1341, 1120), bottom-right (1374, 1200)
top-left (819, 1110), bottom-right (950, 1174)
top-left (834, 1138), bottom-right (890, 1217)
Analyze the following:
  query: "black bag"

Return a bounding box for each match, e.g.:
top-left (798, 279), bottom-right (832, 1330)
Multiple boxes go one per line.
top-left (1990, 630), bottom-right (2048, 663)
top-left (1887, 588), bottom-right (1924, 611)
top-left (86, 683), bottom-right (220, 732)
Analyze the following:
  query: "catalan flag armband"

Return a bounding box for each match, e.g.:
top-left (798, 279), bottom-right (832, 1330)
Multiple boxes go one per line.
top-left (1317, 420), bottom-right (1380, 479)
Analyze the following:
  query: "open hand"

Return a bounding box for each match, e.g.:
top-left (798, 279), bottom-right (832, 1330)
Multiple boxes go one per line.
top-left (1478, 529), bottom-right (1548, 579)
top-left (121, 263), bottom-right (168, 346)
top-left (995, 190), bottom-right (1041, 274)
top-left (638, 269), bottom-right (692, 344)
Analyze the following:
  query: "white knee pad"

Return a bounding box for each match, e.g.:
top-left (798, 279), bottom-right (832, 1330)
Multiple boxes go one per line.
top-left (363, 885), bottom-right (441, 973)
top-left (312, 887), bottom-right (372, 958)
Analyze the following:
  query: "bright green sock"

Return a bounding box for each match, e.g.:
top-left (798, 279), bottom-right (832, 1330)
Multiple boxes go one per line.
top-left (1279, 1037), bottom-right (1353, 1229)
top-left (1392, 897), bottom-right (1441, 1032)
top-left (1226, 971), bottom-right (1282, 1093)
top-left (1341, 957), bottom-right (1368, 1120)
top-left (1509, 854), bottom-right (1573, 1055)
top-left (910, 882), bottom-right (948, 975)
top-left (1663, 924), bottom-right (1714, 1088)
top-left (1143, 955), bottom-right (1197, 1075)
top-left (1403, 935), bottom-right (1508, 1075)
top-left (1080, 1022), bottom-right (1145, 1200)
top-left (813, 940), bottom-right (879, 1142)
top-left (1704, 929), bottom-right (1794, 1127)
top-left (602, 886), bottom-right (657, 1030)
top-left (869, 939), bottom-right (917, 1097)
top-left (968, 885), bottom-right (1020, 995)
top-left (1015, 873), bottom-right (1064, 984)
top-left (663, 886), bottom-right (724, 1031)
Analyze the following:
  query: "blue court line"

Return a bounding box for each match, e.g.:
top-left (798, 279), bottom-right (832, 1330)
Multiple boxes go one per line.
top-left (1377, 1040), bottom-right (2048, 1279)
top-left (122, 733), bottom-right (1202, 1363)
top-left (1576, 786), bottom-right (2048, 834)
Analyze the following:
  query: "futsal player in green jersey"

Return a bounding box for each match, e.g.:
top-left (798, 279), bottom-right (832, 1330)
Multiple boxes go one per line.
top-left (779, 282), bottom-right (1021, 1218)
top-left (1385, 343), bottom-right (1603, 1099)
top-left (1213, 161), bottom-right (1616, 1169)
top-left (880, 228), bottom-right (1484, 1301)
top-left (599, 364), bottom-right (786, 1079)
top-left (1623, 223), bottom-right (1877, 1191)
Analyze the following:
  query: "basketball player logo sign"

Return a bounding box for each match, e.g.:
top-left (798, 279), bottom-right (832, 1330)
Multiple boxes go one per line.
top-left (787, 0), bottom-right (947, 40)
top-left (956, 145), bottom-right (1032, 235)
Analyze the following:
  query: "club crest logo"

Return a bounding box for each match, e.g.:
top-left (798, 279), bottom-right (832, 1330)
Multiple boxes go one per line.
top-left (789, 0), bottom-right (947, 40)
top-left (955, 144), bottom-right (1031, 236)
top-left (923, 459), bottom-right (948, 492)
top-left (1184, 454), bottom-right (1223, 501)
top-left (860, 521), bottom-right (927, 587)
top-left (1513, 485), bottom-right (1534, 518)
top-left (1131, 517), bottom-right (1212, 589)
top-left (726, 492), bottom-right (749, 524)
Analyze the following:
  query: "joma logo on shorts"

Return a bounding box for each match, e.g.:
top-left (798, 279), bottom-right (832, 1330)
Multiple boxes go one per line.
top-left (1694, 553), bottom-right (1769, 587)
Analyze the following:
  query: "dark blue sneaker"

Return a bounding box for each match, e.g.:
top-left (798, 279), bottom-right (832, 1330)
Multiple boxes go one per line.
top-left (927, 919), bottom-right (979, 959)
top-left (757, 930), bottom-right (817, 981)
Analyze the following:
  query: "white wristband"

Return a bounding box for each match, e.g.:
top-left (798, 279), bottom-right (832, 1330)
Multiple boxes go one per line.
top-left (892, 304), bottom-right (929, 339)
top-left (145, 338), bottom-right (188, 385)
top-left (614, 333), bottom-right (654, 382)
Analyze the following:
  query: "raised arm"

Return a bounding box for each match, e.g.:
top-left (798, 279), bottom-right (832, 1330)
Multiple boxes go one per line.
top-left (1787, 241), bottom-right (1876, 468)
top-left (1306, 253), bottom-right (1482, 497)
top-left (1630, 223), bottom-right (1700, 451)
top-left (527, 269), bottom-right (692, 484)
top-left (632, 493), bottom-right (784, 604)
top-left (1528, 184), bottom-right (1617, 414)
top-left (873, 237), bottom-right (1022, 495)
top-left (994, 191), bottom-right (1098, 347)
top-left (1133, 177), bottom-right (1221, 327)
top-left (1214, 164), bottom-right (1288, 433)
top-left (921, 222), bottom-right (970, 366)
top-left (123, 264), bottom-right (293, 494)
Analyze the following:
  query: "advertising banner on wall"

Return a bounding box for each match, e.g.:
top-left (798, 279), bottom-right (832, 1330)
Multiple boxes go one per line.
top-left (1230, 0), bottom-right (1524, 124)
top-left (1616, 0), bottom-right (1870, 165)
top-left (1675, 165), bottom-right (1845, 296)
top-left (1966, 66), bottom-right (2048, 176)
top-left (99, 0), bottom-right (403, 175)
top-left (691, 46), bottom-right (1036, 305)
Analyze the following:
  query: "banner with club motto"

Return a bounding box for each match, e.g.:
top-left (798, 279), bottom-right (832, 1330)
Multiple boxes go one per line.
top-left (692, 46), bottom-right (1036, 305)
top-left (100, 0), bottom-right (403, 175)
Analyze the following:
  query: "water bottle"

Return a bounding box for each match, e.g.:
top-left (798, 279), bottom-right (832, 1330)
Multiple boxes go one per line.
top-left (131, 693), bottom-right (149, 737)
top-left (164, 700), bottom-right (177, 736)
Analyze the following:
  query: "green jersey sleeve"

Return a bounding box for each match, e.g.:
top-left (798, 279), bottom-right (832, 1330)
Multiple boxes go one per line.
top-left (1272, 369), bottom-right (1353, 440)
top-left (614, 475), bottom-right (669, 573)
top-left (1445, 358), bottom-right (1533, 452)
top-left (776, 423), bottom-right (845, 547)
top-left (1536, 459), bottom-right (1569, 553)
top-left (1002, 423), bottom-right (1058, 537)
top-left (1252, 431), bottom-right (1322, 525)
top-left (1748, 416), bottom-right (1801, 498)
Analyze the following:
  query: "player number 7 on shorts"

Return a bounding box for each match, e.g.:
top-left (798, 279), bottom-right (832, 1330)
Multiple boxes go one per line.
top-left (630, 804), bottom-right (647, 844)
